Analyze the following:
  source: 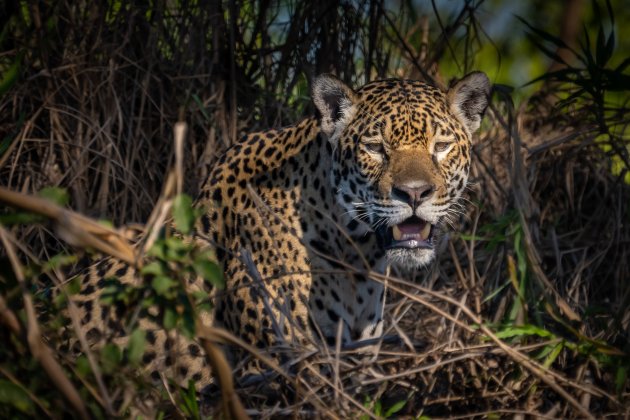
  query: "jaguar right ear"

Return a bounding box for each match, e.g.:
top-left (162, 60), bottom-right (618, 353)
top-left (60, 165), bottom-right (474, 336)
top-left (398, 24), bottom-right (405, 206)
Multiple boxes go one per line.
top-left (312, 74), bottom-right (357, 141)
top-left (447, 71), bottom-right (491, 135)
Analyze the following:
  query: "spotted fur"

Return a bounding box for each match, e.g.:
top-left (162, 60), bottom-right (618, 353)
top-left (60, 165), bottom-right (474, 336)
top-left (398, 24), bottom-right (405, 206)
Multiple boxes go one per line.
top-left (66, 73), bottom-right (490, 386)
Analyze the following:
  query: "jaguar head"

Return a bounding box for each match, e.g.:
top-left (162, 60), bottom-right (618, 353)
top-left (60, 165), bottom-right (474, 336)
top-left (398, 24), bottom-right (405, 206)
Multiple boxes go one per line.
top-left (313, 73), bottom-right (490, 269)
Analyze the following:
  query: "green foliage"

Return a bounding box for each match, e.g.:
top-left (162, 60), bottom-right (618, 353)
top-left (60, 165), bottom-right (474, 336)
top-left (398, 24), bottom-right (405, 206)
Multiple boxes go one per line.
top-left (459, 209), bottom-right (516, 250)
top-left (99, 343), bottom-right (122, 375)
top-left (615, 365), bottom-right (628, 395)
top-left (42, 253), bottom-right (78, 273)
top-left (91, 192), bottom-right (223, 405)
top-left (172, 194), bottom-right (196, 235)
top-left (463, 211), bottom-right (531, 323)
top-left (384, 399), bottom-right (407, 417)
top-left (522, 13), bottom-right (630, 105)
top-left (494, 324), bottom-right (554, 340)
top-left (488, 316), bottom-right (630, 389)
top-left (361, 395), bottom-right (408, 419)
top-left (473, 202), bottom-right (630, 397)
top-left (361, 396), bottom-right (382, 419)
top-left (0, 52), bottom-right (22, 96)
top-left (75, 355), bottom-right (91, 377)
top-left (193, 252), bottom-right (224, 289)
top-left (99, 194), bottom-right (223, 340)
top-left (0, 189), bottom-right (224, 417)
top-left (151, 275), bottom-right (178, 297)
top-left (489, 319), bottom-right (630, 393)
top-left (0, 379), bottom-right (35, 415)
top-left (178, 380), bottom-right (201, 420)
top-left (522, 0), bottom-right (630, 182)
top-left (0, 211), bottom-right (42, 226)
top-left (126, 329), bottom-right (146, 366)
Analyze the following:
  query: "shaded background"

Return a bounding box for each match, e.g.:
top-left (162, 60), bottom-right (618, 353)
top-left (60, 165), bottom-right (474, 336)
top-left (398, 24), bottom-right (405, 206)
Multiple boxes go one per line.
top-left (0, 0), bottom-right (629, 417)
top-left (2, 0), bottom-right (628, 222)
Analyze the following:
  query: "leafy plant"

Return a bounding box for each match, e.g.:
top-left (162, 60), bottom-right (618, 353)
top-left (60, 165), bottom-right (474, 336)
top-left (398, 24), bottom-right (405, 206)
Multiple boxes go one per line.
top-left (100, 194), bottom-right (223, 338)
top-left (520, 0), bottom-right (630, 181)
top-left (0, 192), bottom-right (224, 417)
top-left (361, 395), bottom-right (408, 419)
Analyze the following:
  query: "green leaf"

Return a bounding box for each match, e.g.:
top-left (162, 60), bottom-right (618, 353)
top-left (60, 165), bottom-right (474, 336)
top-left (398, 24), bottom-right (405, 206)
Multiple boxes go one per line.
top-left (76, 355), bottom-right (91, 377)
top-left (0, 379), bottom-right (34, 414)
top-left (525, 32), bottom-right (570, 67)
top-left (43, 253), bottom-right (78, 273)
top-left (384, 399), bottom-right (407, 417)
top-left (516, 16), bottom-right (576, 55)
top-left (192, 93), bottom-right (211, 122)
top-left (100, 343), bottom-right (122, 374)
top-left (616, 365), bottom-right (628, 394)
top-left (495, 324), bottom-right (554, 340)
top-left (53, 290), bottom-right (67, 308)
top-left (141, 294), bottom-right (156, 308)
top-left (38, 187), bottom-right (69, 206)
top-left (179, 379), bottom-right (201, 419)
top-left (165, 236), bottom-right (191, 261)
top-left (482, 280), bottom-right (510, 303)
top-left (613, 56), bottom-right (630, 74)
top-left (596, 25), bottom-right (607, 66)
top-left (66, 276), bottom-right (82, 295)
top-left (163, 307), bottom-right (177, 330)
top-left (360, 396), bottom-right (371, 420)
top-left (0, 52), bottom-right (22, 96)
top-left (193, 256), bottom-right (224, 289)
top-left (173, 194), bottom-right (195, 234)
top-left (141, 261), bottom-right (165, 277)
top-left (100, 279), bottom-right (124, 305)
top-left (127, 329), bottom-right (146, 365)
top-left (525, 67), bottom-right (578, 86)
top-left (542, 342), bottom-right (564, 369)
top-left (0, 212), bottom-right (43, 225)
top-left (373, 399), bottom-right (382, 416)
top-left (99, 293), bottom-right (114, 306)
top-left (182, 309), bottom-right (196, 339)
top-left (148, 240), bottom-right (167, 260)
top-left (151, 275), bottom-right (177, 296)
top-left (98, 219), bottom-right (114, 229)
top-left (580, 23), bottom-right (595, 68)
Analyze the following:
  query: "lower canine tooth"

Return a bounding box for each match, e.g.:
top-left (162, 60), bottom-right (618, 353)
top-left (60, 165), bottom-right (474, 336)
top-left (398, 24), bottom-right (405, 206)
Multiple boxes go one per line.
top-left (420, 223), bottom-right (431, 240)
top-left (392, 225), bottom-right (402, 241)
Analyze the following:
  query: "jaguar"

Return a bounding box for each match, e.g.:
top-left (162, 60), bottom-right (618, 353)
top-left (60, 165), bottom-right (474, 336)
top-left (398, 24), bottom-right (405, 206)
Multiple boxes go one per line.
top-left (68, 72), bottom-right (490, 386)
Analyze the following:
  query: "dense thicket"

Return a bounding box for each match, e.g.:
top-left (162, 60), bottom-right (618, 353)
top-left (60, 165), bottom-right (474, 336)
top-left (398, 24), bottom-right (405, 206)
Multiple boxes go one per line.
top-left (0, 1), bottom-right (628, 417)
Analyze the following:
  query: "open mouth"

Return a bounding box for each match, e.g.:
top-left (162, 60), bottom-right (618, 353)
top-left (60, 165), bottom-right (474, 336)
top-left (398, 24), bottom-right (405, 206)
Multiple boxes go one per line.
top-left (377, 216), bottom-right (434, 249)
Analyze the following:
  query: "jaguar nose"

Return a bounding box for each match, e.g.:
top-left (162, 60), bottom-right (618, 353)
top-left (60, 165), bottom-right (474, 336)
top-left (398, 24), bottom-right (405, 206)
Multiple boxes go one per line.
top-left (391, 184), bottom-right (435, 208)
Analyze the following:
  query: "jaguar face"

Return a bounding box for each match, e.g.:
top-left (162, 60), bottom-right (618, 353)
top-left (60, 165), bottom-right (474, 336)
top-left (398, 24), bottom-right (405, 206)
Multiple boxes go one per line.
top-left (312, 73), bottom-right (490, 269)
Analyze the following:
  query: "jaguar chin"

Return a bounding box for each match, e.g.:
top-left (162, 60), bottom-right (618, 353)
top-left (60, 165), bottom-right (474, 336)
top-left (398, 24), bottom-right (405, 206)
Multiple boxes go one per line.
top-left (376, 215), bottom-right (439, 269)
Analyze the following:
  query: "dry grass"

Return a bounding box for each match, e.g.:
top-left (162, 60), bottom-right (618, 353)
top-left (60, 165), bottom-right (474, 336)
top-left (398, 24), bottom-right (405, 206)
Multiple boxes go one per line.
top-left (1, 1), bottom-right (629, 418)
top-left (212, 96), bottom-right (629, 418)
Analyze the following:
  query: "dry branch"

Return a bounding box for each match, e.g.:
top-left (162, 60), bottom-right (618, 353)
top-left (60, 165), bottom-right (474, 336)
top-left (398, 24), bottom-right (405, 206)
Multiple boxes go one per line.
top-left (0, 186), bottom-right (137, 266)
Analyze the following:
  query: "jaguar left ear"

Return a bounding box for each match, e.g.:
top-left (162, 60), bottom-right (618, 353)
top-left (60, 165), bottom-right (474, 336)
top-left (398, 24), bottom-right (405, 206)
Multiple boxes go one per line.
top-left (447, 72), bottom-right (491, 135)
top-left (312, 74), bottom-right (357, 140)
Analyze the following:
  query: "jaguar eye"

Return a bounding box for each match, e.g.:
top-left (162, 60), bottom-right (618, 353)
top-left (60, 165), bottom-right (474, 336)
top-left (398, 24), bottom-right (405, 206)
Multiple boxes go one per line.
top-left (364, 142), bottom-right (386, 155)
top-left (434, 142), bottom-right (451, 153)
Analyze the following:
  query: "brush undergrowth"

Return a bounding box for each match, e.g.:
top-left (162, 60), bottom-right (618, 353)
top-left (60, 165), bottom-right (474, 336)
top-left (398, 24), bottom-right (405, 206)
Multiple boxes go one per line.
top-left (0, 0), bottom-right (629, 418)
